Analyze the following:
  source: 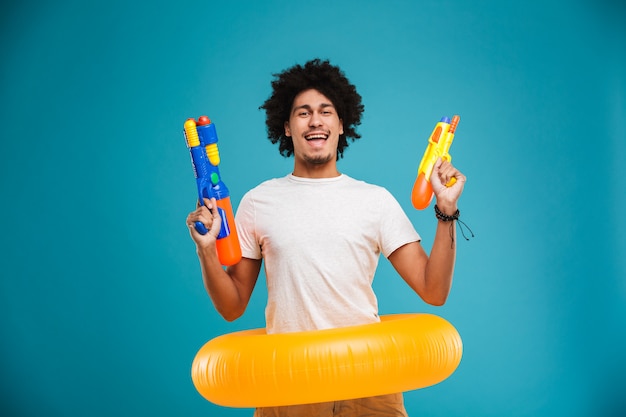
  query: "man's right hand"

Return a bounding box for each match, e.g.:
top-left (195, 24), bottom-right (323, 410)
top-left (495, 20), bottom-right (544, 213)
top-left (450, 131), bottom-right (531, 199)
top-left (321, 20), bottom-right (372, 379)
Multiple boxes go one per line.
top-left (186, 197), bottom-right (223, 247)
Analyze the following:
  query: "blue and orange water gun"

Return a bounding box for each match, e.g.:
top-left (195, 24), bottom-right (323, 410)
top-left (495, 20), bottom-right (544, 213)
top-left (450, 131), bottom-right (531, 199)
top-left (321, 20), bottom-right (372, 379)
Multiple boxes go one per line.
top-left (411, 115), bottom-right (460, 210)
top-left (184, 116), bottom-right (242, 266)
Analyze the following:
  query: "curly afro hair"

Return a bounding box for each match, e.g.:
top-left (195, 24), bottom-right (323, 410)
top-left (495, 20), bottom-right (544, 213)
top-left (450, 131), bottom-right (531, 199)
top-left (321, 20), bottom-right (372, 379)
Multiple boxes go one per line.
top-left (260, 59), bottom-right (364, 159)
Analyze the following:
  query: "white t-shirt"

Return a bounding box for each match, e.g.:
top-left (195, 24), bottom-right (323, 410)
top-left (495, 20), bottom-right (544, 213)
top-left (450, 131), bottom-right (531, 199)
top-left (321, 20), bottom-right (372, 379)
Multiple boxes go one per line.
top-left (235, 174), bottom-right (421, 333)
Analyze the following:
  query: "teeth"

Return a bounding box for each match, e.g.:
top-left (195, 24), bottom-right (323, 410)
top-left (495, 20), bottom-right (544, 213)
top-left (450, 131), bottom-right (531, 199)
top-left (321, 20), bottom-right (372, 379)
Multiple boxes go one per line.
top-left (306, 134), bottom-right (327, 140)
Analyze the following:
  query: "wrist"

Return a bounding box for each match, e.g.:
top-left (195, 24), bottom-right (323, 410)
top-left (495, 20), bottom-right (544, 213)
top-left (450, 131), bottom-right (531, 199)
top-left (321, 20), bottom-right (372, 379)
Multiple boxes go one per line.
top-left (434, 202), bottom-right (458, 217)
top-left (433, 204), bottom-right (475, 243)
top-left (197, 240), bottom-right (218, 257)
top-left (434, 204), bottom-right (460, 222)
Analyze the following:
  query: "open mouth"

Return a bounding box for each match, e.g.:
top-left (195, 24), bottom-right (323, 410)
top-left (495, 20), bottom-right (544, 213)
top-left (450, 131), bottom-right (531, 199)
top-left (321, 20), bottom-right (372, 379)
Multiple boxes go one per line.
top-left (305, 132), bottom-right (329, 141)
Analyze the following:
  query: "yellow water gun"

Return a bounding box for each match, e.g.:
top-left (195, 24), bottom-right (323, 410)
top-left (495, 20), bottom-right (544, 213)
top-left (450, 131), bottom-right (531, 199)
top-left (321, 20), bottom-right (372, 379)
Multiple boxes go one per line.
top-left (411, 115), bottom-right (460, 210)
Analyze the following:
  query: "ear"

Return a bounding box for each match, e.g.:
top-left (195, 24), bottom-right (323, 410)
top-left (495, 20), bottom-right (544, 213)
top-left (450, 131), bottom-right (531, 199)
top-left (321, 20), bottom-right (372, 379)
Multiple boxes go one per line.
top-left (284, 121), bottom-right (291, 137)
top-left (339, 119), bottom-right (344, 135)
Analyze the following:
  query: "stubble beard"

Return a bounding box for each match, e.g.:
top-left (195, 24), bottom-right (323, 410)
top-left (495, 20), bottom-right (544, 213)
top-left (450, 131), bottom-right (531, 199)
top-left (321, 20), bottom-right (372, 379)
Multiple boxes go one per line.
top-left (304, 153), bottom-right (334, 165)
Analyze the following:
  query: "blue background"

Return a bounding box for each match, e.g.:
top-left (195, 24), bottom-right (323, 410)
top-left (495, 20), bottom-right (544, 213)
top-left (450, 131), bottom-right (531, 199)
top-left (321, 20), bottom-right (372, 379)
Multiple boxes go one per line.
top-left (1, 0), bottom-right (625, 416)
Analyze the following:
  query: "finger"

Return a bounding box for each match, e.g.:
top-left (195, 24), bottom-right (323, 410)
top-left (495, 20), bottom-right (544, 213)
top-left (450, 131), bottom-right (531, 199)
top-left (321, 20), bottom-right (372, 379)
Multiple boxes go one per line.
top-left (186, 213), bottom-right (196, 229)
top-left (186, 214), bottom-right (206, 237)
top-left (187, 204), bottom-right (214, 230)
top-left (187, 216), bottom-right (208, 234)
top-left (438, 161), bottom-right (459, 187)
top-left (442, 162), bottom-right (466, 185)
top-left (451, 166), bottom-right (466, 184)
top-left (207, 198), bottom-right (222, 238)
top-left (433, 157), bottom-right (443, 171)
top-left (441, 166), bottom-right (454, 187)
top-left (430, 158), bottom-right (443, 187)
top-left (205, 198), bottom-right (217, 215)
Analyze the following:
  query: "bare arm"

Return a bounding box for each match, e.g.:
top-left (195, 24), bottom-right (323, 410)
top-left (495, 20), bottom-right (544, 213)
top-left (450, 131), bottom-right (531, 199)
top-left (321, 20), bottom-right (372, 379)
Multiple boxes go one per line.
top-left (388, 158), bottom-right (466, 306)
top-left (187, 198), bottom-right (261, 321)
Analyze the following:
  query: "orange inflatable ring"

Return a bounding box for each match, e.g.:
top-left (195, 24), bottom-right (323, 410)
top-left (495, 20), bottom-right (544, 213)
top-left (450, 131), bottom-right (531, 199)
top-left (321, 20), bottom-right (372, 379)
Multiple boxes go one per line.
top-left (191, 313), bottom-right (462, 408)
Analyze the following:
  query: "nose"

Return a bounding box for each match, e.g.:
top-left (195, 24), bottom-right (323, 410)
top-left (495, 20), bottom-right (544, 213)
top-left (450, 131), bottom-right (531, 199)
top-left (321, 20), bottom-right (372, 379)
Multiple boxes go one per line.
top-left (309, 111), bottom-right (323, 127)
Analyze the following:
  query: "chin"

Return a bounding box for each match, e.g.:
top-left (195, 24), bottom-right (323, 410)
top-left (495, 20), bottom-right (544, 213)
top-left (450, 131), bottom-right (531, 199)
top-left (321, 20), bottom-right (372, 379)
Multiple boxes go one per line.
top-left (305, 154), bottom-right (334, 165)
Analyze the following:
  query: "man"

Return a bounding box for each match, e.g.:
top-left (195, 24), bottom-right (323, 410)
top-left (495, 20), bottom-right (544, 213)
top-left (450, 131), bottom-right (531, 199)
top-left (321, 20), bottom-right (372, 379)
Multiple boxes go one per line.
top-left (186, 59), bottom-right (466, 416)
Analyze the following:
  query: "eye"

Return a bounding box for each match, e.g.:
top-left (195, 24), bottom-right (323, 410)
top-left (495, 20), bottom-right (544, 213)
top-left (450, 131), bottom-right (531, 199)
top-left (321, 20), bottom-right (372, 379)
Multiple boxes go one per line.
top-left (298, 110), bottom-right (309, 117)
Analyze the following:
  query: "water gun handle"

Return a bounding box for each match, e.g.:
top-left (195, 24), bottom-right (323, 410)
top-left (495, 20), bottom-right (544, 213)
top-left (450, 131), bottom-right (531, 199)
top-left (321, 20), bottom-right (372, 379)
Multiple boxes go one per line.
top-left (195, 221), bottom-right (208, 234)
top-left (184, 117), bottom-right (242, 266)
top-left (411, 115), bottom-right (460, 210)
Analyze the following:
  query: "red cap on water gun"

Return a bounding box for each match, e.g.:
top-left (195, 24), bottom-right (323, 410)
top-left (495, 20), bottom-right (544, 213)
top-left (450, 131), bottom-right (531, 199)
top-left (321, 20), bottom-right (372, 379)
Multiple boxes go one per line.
top-left (197, 116), bottom-right (212, 126)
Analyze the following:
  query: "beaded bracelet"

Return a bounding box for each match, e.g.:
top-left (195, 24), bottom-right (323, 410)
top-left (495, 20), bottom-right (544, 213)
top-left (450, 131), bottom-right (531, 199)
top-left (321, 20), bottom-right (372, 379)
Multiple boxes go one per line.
top-left (434, 205), bottom-right (460, 222)
top-left (434, 204), bottom-right (474, 244)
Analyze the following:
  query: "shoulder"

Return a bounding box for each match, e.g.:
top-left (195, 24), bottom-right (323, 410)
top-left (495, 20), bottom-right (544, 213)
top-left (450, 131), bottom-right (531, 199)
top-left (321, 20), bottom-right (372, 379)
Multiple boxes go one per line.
top-left (245, 176), bottom-right (289, 194)
top-left (239, 176), bottom-right (291, 206)
top-left (340, 175), bottom-right (394, 197)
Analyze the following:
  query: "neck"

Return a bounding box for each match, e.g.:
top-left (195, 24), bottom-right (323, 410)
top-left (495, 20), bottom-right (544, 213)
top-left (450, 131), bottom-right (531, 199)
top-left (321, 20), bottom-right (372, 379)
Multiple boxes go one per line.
top-left (292, 161), bottom-right (340, 178)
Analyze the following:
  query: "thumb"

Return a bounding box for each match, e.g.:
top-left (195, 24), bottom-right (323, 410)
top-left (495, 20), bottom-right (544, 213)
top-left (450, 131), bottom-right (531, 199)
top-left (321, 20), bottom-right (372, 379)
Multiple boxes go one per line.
top-left (430, 158), bottom-right (444, 189)
top-left (207, 198), bottom-right (223, 238)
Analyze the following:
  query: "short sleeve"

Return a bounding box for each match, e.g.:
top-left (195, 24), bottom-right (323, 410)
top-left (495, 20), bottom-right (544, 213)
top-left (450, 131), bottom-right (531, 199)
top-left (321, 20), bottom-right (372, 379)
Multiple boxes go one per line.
top-left (234, 192), bottom-right (263, 260)
top-left (378, 189), bottom-right (421, 258)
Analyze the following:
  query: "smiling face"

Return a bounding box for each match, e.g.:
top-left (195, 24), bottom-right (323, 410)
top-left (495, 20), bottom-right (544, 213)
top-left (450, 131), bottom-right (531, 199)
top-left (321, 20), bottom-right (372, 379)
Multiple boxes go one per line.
top-left (284, 88), bottom-right (344, 178)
